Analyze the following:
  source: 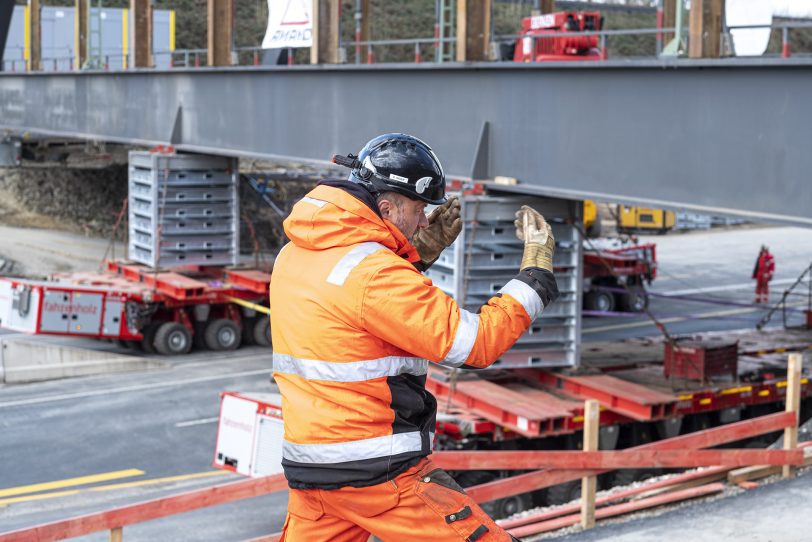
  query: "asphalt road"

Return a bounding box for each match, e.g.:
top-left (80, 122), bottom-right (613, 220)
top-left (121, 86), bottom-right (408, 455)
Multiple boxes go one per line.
top-left (1, 225), bottom-right (811, 540)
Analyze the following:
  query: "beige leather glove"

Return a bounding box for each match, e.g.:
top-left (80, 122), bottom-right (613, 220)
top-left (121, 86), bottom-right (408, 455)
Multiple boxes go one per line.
top-left (514, 205), bottom-right (555, 271)
top-left (412, 196), bottom-right (462, 265)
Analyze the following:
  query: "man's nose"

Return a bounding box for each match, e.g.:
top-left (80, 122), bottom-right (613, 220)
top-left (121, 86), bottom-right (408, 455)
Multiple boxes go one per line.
top-left (418, 212), bottom-right (429, 229)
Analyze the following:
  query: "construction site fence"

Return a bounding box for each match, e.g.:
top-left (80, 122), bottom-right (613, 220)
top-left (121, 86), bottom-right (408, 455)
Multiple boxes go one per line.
top-left (5, 22), bottom-right (812, 73)
top-left (0, 353), bottom-right (804, 542)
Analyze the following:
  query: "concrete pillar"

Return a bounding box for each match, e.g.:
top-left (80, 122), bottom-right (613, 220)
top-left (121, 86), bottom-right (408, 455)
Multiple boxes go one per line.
top-left (131, 0), bottom-right (153, 68)
top-left (456, 0), bottom-right (491, 62)
top-left (74, 0), bottom-right (87, 69)
top-left (28, 0), bottom-right (41, 71)
top-left (311, 0), bottom-right (341, 64)
top-left (208, 0), bottom-right (233, 66)
top-left (689, 0), bottom-right (722, 58)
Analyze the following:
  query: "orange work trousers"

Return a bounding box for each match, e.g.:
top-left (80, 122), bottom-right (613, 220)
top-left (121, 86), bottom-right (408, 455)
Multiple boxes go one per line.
top-left (280, 458), bottom-right (516, 542)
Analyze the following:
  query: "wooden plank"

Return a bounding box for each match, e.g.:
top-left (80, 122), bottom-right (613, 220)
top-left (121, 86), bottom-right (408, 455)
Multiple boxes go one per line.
top-left (455, 0), bottom-right (492, 62)
top-left (729, 443), bottom-right (812, 484)
top-left (508, 483), bottom-right (725, 538)
top-left (580, 400), bottom-right (599, 529)
top-left (466, 411), bottom-right (796, 503)
top-left (0, 474), bottom-right (287, 542)
top-left (433, 449), bottom-right (802, 470)
top-left (499, 466), bottom-right (730, 530)
top-left (784, 353), bottom-right (803, 478)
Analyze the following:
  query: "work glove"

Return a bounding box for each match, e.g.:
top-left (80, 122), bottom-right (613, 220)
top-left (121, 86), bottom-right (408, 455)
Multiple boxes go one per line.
top-left (514, 205), bottom-right (555, 272)
top-left (412, 196), bottom-right (462, 266)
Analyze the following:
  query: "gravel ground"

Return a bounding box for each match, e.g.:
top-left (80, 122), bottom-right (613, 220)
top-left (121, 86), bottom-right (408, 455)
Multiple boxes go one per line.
top-left (522, 466), bottom-right (812, 542)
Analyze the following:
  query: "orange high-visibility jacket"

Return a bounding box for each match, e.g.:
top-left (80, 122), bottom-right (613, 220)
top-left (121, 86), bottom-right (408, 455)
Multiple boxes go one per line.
top-left (270, 183), bottom-right (551, 489)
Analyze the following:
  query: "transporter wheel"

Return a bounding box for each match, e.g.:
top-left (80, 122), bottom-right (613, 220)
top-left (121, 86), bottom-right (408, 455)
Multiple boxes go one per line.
top-left (204, 319), bottom-right (241, 351)
top-left (546, 480), bottom-right (582, 506)
top-left (154, 322), bottom-right (193, 356)
top-left (584, 290), bottom-right (615, 313)
top-left (618, 288), bottom-right (649, 313)
top-left (140, 323), bottom-right (160, 354)
top-left (453, 470), bottom-right (533, 520)
top-left (241, 317), bottom-right (257, 345)
top-left (252, 316), bottom-right (272, 347)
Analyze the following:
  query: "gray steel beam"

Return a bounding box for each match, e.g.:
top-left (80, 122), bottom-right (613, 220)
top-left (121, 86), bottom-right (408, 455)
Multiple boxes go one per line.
top-left (0, 59), bottom-right (810, 224)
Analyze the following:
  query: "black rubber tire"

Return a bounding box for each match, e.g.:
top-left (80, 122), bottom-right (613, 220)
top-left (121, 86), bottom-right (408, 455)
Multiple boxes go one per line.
top-left (618, 288), bottom-right (649, 313)
top-left (611, 469), bottom-right (652, 488)
top-left (453, 470), bottom-right (532, 520)
top-left (546, 480), bottom-right (582, 506)
top-left (241, 317), bottom-right (257, 346)
top-left (204, 319), bottom-right (241, 351)
top-left (140, 323), bottom-right (160, 354)
top-left (252, 316), bottom-right (272, 347)
top-left (584, 290), bottom-right (615, 313)
top-left (154, 322), bottom-right (193, 356)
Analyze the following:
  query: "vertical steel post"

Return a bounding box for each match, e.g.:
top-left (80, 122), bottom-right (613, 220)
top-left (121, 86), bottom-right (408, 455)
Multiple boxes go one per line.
top-left (354, 0), bottom-right (362, 63)
top-left (781, 27), bottom-right (791, 59)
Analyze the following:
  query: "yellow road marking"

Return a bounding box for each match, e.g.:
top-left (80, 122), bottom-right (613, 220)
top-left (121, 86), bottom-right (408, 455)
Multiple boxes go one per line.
top-left (0, 469), bottom-right (145, 498)
top-left (0, 489), bottom-right (81, 506)
top-left (88, 470), bottom-right (229, 492)
top-left (0, 471), bottom-right (231, 507)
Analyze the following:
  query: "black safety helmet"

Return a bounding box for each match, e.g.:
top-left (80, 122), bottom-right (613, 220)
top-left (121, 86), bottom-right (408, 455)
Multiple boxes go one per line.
top-left (332, 133), bottom-right (447, 205)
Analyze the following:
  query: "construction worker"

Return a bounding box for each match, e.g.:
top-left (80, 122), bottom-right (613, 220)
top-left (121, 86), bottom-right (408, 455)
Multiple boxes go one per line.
top-left (753, 245), bottom-right (775, 304)
top-left (270, 133), bottom-right (559, 541)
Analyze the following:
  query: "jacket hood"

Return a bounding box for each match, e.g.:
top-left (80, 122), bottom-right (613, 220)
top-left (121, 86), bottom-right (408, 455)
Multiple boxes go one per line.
top-left (283, 182), bottom-right (421, 263)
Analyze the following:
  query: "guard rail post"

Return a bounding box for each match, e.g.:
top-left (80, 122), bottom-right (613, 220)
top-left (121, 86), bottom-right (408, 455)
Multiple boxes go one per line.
top-left (600, 34), bottom-right (608, 60)
top-left (783, 353), bottom-right (803, 478)
top-left (414, 42), bottom-right (421, 63)
top-left (781, 27), bottom-right (791, 59)
top-left (367, 45), bottom-right (375, 64)
top-left (580, 399), bottom-right (599, 529)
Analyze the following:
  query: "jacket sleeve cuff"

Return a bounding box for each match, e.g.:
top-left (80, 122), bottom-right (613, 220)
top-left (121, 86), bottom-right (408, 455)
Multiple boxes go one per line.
top-left (507, 267), bottom-right (559, 317)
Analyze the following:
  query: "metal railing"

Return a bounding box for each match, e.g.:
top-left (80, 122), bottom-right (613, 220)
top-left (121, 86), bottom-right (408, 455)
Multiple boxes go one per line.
top-left (3, 21), bottom-right (812, 73)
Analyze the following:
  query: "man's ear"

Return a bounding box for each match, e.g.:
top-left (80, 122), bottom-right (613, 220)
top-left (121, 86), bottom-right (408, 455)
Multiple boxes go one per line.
top-left (377, 198), bottom-right (392, 218)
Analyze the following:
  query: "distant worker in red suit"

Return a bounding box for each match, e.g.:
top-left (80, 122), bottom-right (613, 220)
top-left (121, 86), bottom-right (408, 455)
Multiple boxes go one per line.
top-left (753, 245), bottom-right (775, 304)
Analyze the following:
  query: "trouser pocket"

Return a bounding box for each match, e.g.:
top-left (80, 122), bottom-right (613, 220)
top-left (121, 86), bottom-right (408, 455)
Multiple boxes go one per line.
top-left (414, 466), bottom-right (505, 541)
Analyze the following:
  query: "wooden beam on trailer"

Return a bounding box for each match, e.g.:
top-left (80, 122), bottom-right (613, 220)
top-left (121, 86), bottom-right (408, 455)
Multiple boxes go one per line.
top-left (207, 0), bottom-right (232, 67)
top-left (312, 0), bottom-right (341, 64)
top-left (74, 0), bottom-right (87, 70)
top-left (433, 448), bottom-right (803, 470)
top-left (28, 0), bottom-right (41, 71)
top-left (464, 410), bottom-right (797, 503)
top-left (456, 0), bottom-right (492, 62)
top-left (131, 0), bottom-right (153, 68)
top-left (524, 370), bottom-right (678, 421)
top-left (688, 0), bottom-right (722, 58)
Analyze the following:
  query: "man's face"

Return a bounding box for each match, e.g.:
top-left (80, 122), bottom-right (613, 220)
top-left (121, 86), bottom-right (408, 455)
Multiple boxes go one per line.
top-left (379, 194), bottom-right (429, 241)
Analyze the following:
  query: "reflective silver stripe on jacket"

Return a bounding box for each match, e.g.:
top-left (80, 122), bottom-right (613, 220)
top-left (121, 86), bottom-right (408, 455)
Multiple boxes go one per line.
top-left (439, 308), bottom-right (480, 368)
top-left (283, 431), bottom-right (424, 464)
top-left (301, 196), bottom-right (328, 208)
top-left (499, 279), bottom-right (544, 321)
top-left (273, 353), bottom-right (428, 382)
top-left (327, 242), bottom-right (386, 286)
